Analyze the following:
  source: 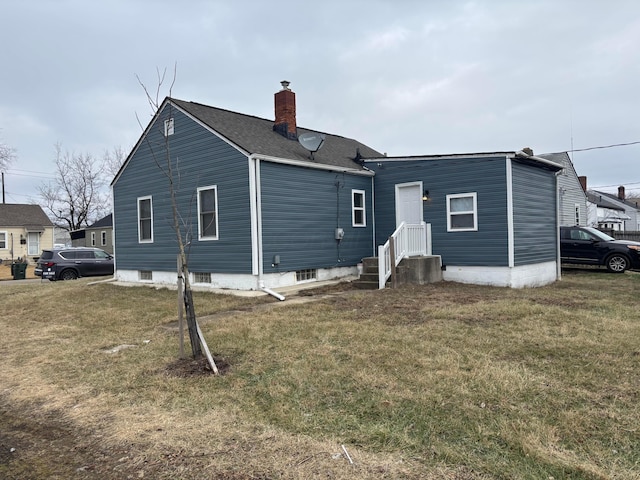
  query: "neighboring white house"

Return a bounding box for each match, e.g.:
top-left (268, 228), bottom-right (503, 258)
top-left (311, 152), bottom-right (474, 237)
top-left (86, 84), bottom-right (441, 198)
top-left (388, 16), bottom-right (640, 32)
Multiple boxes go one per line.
top-left (539, 152), bottom-right (588, 226)
top-left (588, 186), bottom-right (640, 231)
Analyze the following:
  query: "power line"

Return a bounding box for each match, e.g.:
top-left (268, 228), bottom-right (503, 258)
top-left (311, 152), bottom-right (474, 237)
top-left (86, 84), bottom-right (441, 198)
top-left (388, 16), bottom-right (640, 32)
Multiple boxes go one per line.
top-left (545, 140), bottom-right (640, 156)
top-left (591, 181), bottom-right (640, 189)
top-left (4, 169), bottom-right (55, 180)
top-left (569, 140), bottom-right (640, 153)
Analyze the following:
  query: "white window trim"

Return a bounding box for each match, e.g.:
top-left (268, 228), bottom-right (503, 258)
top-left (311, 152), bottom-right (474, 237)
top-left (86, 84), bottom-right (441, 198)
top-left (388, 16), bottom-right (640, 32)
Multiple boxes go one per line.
top-left (351, 189), bottom-right (366, 227)
top-left (137, 195), bottom-right (154, 243)
top-left (91, 231), bottom-right (96, 246)
top-left (101, 230), bottom-right (107, 246)
top-left (164, 118), bottom-right (174, 136)
top-left (197, 185), bottom-right (219, 241)
top-left (446, 192), bottom-right (478, 232)
top-left (0, 231), bottom-right (7, 249)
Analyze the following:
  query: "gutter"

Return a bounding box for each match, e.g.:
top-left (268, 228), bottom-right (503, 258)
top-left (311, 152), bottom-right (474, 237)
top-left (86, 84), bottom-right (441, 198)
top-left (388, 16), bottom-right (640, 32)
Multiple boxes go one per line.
top-left (514, 150), bottom-right (564, 170)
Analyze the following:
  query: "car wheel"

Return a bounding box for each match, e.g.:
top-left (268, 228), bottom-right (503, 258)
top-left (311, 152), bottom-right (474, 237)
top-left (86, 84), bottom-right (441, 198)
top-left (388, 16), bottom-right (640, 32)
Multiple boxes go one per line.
top-left (606, 254), bottom-right (629, 273)
top-left (60, 269), bottom-right (78, 280)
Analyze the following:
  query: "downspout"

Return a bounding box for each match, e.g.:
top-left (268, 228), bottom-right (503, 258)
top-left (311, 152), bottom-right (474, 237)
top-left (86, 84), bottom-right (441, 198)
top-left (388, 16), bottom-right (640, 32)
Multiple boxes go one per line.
top-left (360, 164), bottom-right (376, 255)
top-left (368, 167), bottom-right (376, 256)
top-left (555, 170), bottom-right (562, 281)
top-left (250, 154), bottom-right (285, 301)
top-left (505, 156), bottom-right (514, 268)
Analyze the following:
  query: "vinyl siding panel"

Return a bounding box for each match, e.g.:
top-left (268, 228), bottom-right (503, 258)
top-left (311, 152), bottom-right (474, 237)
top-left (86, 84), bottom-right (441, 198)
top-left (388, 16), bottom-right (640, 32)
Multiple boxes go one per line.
top-left (113, 103), bottom-right (252, 273)
top-left (260, 162), bottom-right (373, 272)
top-left (512, 161), bottom-right (558, 265)
top-left (557, 167), bottom-right (587, 227)
top-left (369, 156), bottom-right (510, 266)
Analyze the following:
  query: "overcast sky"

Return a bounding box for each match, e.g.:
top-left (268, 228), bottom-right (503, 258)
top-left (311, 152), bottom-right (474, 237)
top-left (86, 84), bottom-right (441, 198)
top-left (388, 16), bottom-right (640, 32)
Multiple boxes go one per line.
top-left (2, 0), bottom-right (639, 205)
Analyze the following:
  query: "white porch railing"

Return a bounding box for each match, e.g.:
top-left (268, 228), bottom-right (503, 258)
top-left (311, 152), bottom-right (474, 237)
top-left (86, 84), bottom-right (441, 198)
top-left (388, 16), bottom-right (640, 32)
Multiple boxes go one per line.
top-left (377, 222), bottom-right (431, 289)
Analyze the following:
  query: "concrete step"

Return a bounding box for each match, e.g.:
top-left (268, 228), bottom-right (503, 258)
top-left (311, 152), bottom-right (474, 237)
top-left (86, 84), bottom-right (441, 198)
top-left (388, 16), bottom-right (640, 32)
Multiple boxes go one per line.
top-left (355, 255), bottom-right (442, 289)
top-left (352, 280), bottom-right (380, 290)
top-left (357, 272), bottom-right (378, 283)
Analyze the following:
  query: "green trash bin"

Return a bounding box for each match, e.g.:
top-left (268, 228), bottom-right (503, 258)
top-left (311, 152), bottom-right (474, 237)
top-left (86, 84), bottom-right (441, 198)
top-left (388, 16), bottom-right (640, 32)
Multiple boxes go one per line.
top-left (12, 262), bottom-right (27, 280)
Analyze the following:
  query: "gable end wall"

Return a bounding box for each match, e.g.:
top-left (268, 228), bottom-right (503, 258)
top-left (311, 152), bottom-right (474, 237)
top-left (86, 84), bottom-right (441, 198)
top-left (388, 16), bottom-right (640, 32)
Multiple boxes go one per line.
top-left (113, 104), bottom-right (253, 274)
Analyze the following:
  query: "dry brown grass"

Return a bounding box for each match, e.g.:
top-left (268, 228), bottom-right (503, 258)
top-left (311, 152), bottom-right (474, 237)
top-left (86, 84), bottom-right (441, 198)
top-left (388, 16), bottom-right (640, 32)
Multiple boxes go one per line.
top-left (0, 263), bottom-right (37, 281)
top-left (1, 270), bottom-right (639, 479)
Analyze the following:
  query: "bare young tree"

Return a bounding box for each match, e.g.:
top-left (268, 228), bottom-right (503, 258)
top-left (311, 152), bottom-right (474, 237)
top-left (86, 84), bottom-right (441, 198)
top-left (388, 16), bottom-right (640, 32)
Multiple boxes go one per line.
top-left (136, 66), bottom-right (217, 372)
top-left (38, 144), bottom-right (108, 231)
top-left (103, 145), bottom-right (128, 181)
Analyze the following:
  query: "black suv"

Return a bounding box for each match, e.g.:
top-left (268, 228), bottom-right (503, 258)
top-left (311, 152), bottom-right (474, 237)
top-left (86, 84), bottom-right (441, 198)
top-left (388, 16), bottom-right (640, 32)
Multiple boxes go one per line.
top-left (35, 247), bottom-right (114, 281)
top-left (560, 226), bottom-right (640, 273)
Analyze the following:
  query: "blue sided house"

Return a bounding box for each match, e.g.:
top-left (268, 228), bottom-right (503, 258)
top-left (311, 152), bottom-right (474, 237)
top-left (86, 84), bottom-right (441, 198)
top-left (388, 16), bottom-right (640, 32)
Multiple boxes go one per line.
top-left (364, 151), bottom-right (562, 288)
top-left (112, 82), bottom-right (563, 291)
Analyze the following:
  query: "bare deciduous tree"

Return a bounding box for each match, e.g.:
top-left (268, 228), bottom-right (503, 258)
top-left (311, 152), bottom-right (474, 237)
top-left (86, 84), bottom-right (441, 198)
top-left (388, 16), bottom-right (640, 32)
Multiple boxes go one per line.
top-left (38, 144), bottom-right (108, 231)
top-left (103, 145), bottom-right (128, 180)
top-left (0, 137), bottom-right (16, 172)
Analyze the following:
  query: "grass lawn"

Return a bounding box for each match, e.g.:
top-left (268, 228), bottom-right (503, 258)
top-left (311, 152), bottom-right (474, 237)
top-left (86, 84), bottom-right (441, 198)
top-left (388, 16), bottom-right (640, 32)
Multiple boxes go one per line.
top-left (0, 270), bottom-right (638, 479)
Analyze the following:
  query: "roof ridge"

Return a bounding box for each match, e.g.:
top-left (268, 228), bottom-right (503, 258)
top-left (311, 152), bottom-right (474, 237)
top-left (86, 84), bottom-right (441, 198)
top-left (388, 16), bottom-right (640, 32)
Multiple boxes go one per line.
top-left (170, 98), bottom-right (365, 143)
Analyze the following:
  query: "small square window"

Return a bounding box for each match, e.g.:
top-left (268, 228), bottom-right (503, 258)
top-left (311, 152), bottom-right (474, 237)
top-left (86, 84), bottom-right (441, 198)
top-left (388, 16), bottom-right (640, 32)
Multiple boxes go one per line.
top-left (139, 270), bottom-right (153, 281)
top-left (447, 193), bottom-right (478, 232)
top-left (193, 272), bottom-right (211, 283)
top-left (296, 269), bottom-right (317, 282)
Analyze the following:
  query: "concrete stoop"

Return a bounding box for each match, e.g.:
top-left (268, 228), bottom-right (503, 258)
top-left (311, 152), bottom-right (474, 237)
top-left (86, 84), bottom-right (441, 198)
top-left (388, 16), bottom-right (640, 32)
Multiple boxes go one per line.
top-left (353, 255), bottom-right (442, 290)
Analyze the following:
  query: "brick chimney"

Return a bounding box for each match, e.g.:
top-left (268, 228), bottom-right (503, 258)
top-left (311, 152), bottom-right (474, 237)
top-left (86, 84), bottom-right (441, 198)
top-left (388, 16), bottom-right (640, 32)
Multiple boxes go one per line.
top-left (618, 185), bottom-right (626, 200)
top-left (273, 80), bottom-right (297, 139)
top-left (578, 176), bottom-right (587, 192)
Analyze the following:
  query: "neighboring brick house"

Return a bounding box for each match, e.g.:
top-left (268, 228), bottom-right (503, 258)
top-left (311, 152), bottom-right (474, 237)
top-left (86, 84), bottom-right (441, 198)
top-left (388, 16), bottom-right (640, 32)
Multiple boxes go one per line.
top-left (0, 203), bottom-right (55, 262)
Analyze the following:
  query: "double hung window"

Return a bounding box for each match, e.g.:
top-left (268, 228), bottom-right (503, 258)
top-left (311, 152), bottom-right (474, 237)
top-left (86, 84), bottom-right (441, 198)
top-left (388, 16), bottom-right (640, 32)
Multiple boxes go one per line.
top-left (447, 193), bottom-right (478, 231)
top-left (352, 190), bottom-right (366, 227)
top-left (197, 186), bottom-right (218, 240)
top-left (138, 196), bottom-right (153, 242)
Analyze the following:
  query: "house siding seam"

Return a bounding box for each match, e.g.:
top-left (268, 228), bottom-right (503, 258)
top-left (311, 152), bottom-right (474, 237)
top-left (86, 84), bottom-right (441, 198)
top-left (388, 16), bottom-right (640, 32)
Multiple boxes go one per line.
top-left (369, 157), bottom-right (509, 267)
top-left (259, 161), bottom-right (374, 272)
top-left (113, 104), bottom-right (253, 274)
top-left (511, 161), bottom-right (558, 265)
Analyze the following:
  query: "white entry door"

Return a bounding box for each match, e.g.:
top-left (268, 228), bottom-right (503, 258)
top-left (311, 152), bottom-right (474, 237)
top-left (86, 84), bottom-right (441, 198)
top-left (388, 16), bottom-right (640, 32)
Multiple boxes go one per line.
top-left (395, 182), bottom-right (423, 227)
top-left (28, 232), bottom-right (40, 256)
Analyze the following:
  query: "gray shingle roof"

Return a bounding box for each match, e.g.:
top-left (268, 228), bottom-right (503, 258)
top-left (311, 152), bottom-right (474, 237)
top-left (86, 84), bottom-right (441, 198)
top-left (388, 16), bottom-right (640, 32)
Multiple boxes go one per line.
top-left (590, 190), bottom-right (640, 210)
top-left (0, 204), bottom-right (53, 227)
top-left (87, 213), bottom-right (112, 229)
top-left (171, 99), bottom-right (382, 171)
